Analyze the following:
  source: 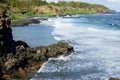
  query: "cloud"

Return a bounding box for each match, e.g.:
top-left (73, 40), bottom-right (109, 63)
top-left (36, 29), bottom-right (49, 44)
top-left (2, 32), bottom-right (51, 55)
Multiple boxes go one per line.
top-left (107, 0), bottom-right (120, 2)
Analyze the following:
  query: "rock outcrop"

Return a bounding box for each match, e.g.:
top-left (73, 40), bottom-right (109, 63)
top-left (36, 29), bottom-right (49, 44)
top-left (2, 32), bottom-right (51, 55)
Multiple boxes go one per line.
top-left (11, 17), bottom-right (47, 27)
top-left (0, 11), bottom-right (16, 56)
top-left (0, 42), bottom-right (73, 79)
top-left (0, 9), bottom-right (74, 79)
top-left (109, 78), bottom-right (120, 80)
top-left (0, 10), bottom-right (16, 79)
top-left (7, 42), bottom-right (73, 70)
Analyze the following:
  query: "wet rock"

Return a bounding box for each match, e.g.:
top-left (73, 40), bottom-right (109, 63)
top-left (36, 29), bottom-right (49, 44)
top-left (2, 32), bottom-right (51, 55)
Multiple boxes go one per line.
top-left (46, 42), bottom-right (74, 57)
top-left (109, 78), bottom-right (120, 80)
top-left (11, 68), bottom-right (26, 79)
top-left (16, 40), bottom-right (29, 48)
top-left (16, 40), bottom-right (30, 50)
top-left (33, 46), bottom-right (47, 61)
top-left (11, 18), bottom-right (41, 27)
top-left (0, 41), bottom-right (74, 79)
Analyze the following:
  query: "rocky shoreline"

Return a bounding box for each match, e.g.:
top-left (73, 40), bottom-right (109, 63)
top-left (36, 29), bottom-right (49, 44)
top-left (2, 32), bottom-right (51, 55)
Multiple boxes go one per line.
top-left (1, 15), bottom-right (119, 80)
top-left (11, 17), bottom-right (48, 27)
top-left (0, 14), bottom-right (74, 79)
top-left (1, 41), bottom-right (74, 79)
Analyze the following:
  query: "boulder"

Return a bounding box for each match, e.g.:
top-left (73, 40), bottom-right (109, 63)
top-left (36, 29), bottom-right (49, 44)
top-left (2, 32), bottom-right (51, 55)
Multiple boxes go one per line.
top-left (109, 78), bottom-right (120, 80)
top-left (46, 42), bottom-right (73, 57)
top-left (16, 40), bottom-right (30, 50)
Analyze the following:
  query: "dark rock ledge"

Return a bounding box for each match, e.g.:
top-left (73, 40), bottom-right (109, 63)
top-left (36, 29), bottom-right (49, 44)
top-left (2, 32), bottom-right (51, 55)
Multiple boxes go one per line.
top-left (11, 17), bottom-right (47, 27)
top-left (109, 78), bottom-right (120, 80)
top-left (0, 41), bottom-right (74, 79)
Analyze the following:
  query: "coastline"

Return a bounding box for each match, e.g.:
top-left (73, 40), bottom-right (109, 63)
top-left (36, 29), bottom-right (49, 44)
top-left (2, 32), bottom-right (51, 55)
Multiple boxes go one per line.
top-left (11, 16), bottom-right (48, 27)
top-left (1, 15), bottom-right (120, 80)
top-left (0, 0), bottom-right (118, 79)
top-left (1, 41), bottom-right (74, 79)
top-left (0, 15), bottom-right (74, 79)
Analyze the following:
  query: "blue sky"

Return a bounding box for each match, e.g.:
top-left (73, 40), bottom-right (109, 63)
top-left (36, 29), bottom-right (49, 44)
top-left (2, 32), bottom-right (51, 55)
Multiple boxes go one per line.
top-left (46, 0), bottom-right (120, 12)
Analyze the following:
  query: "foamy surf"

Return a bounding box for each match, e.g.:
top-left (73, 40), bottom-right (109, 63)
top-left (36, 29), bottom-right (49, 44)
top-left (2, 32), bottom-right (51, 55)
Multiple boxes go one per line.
top-left (32, 14), bottom-right (120, 80)
top-left (88, 28), bottom-right (101, 31)
top-left (37, 53), bottom-right (73, 73)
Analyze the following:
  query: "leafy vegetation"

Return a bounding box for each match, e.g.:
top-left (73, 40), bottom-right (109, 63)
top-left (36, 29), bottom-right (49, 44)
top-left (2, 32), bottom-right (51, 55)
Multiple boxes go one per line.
top-left (0, 0), bottom-right (111, 21)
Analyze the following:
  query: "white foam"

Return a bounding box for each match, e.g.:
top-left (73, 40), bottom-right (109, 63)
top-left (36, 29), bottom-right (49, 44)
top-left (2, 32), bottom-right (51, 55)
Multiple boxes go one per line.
top-left (57, 55), bottom-right (67, 60)
top-left (51, 18), bottom-right (82, 41)
top-left (64, 15), bottom-right (70, 17)
top-left (37, 61), bottom-right (48, 73)
top-left (88, 28), bottom-right (101, 31)
top-left (58, 52), bottom-right (74, 60)
top-left (49, 55), bottom-right (69, 61)
top-left (37, 52), bottom-right (73, 74)
top-left (48, 18), bottom-right (53, 21)
top-left (35, 16), bottom-right (120, 79)
top-left (53, 36), bottom-right (61, 41)
top-left (72, 14), bottom-right (79, 17)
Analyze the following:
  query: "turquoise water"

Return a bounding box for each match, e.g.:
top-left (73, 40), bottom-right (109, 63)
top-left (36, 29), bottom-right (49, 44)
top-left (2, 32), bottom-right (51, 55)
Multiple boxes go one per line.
top-left (12, 13), bottom-right (120, 80)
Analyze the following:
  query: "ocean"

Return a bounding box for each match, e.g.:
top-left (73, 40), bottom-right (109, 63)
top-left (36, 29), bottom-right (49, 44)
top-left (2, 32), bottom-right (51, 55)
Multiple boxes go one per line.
top-left (12, 13), bottom-right (120, 80)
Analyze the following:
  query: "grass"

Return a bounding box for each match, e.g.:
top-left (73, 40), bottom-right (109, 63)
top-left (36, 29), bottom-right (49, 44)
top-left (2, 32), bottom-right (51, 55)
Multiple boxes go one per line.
top-left (60, 9), bottom-right (97, 15)
top-left (37, 11), bottom-right (55, 16)
top-left (9, 10), bottom-right (36, 22)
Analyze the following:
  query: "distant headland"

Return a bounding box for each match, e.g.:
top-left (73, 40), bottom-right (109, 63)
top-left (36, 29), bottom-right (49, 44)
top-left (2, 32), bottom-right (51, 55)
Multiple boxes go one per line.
top-left (0, 0), bottom-right (113, 21)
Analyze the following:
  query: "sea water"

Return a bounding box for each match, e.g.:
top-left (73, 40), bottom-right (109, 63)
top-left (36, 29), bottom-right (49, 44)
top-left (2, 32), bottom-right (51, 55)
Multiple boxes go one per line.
top-left (12, 13), bottom-right (120, 80)
top-left (12, 20), bottom-right (57, 47)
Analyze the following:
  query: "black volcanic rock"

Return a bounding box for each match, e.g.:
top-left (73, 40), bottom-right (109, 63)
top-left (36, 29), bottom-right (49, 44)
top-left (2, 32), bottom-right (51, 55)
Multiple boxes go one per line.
top-left (0, 14), bottom-right (16, 56)
top-left (0, 42), bottom-right (74, 79)
top-left (11, 17), bottom-right (48, 27)
top-left (11, 18), bottom-right (47, 27)
top-left (11, 18), bottom-right (40, 27)
top-left (16, 40), bottom-right (30, 49)
top-left (109, 78), bottom-right (120, 80)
